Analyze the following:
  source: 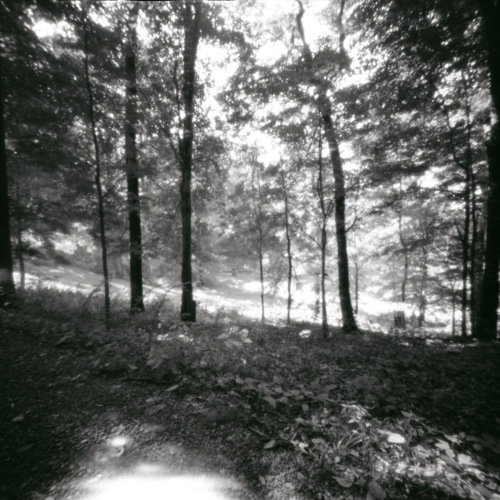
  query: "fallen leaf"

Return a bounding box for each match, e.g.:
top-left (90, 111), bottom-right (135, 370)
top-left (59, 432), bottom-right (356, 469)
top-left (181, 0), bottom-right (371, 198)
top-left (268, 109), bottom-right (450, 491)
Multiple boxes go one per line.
top-left (12, 414), bottom-right (24, 423)
top-left (166, 384), bottom-right (179, 392)
top-left (387, 433), bottom-right (406, 444)
top-left (457, 453), bottom-right (476, 466)
top-left (435, 439), bottom-right (450, 450)
top-left (17, 444), bottom-right (33, 453)
top-left (368, 479), bottom-right (386, 500)
top-left (334, 476), bottom-right (354, 488)
top-left (264, 440), bottom-right (276, 449)
top-left (440, 455), bottom-right (460, 469)
top-left (263, 396), bottom-right (276, 408)
top-left (444, 433), bottom-right (462, 444)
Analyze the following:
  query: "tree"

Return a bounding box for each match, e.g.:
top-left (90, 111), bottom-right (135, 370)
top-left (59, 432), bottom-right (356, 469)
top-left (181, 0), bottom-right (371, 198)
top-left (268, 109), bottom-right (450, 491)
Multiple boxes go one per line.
top-left (476, 0), bottom-right (500, 340)
top-left (295, 0), bottom-right (357, 332)
top-left (356, 0), bottom-right (491, 336)
top-left (0, 56), bottom-right (14, 302)
top-left (179, 1), bottom-right (201, 322)
top-left (280, 168), bottom-right (294, 324)
top-left (124, 3), bottom-right (144, 313)
top-left (81, 5), bottom-right (111, 326)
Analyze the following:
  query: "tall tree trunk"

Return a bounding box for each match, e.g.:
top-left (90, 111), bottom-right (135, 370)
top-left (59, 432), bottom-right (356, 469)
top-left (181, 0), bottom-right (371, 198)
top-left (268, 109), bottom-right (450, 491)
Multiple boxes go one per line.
top-left (258, 227), bottom-right (265, 324)
top-left (397, 181), bottom-right (408, 329)
top-left (476, 0), bottom-right (500, 340)
top-left (0, 59), bottom-right (15, 303)
top-left (451, 286), bottom-right (457, 336)
top-left (460, 173), bottom-right (471, 337)
top-left (316, 134), bottom-right (330, 338)
top-left (83, 16), bottom-right (110, 327)
top-left (296, 0), bottom-right (357, 332)
top-left (354, 257), bottom-right (359, 315)
top-left (14, 186), bottom-right (24, 290)
top-left (320, 224), bottom-right (328, 337)
top-left (470, 176), bottom-right (479, 335)
top-left (282, 173), bottom-right (293, 325)
top-left (418, 245), bottom-right (428, 328)
top-left (125, 3), bottom-right (144, 313)
top-left (179, 2), bottom-right (201, 322)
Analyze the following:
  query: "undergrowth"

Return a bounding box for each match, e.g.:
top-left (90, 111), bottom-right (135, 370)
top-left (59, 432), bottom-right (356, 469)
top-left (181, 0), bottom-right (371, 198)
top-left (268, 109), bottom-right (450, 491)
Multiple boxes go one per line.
top-left (2, 286), bottom-right (500, 500)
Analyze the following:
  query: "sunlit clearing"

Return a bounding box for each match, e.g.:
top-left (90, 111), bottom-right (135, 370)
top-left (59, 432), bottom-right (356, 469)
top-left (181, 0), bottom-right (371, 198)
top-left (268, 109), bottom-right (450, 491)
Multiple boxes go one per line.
top-left (33, 19), bottom-right (56, 38)
top-left (109, 436), bottom-right (129, 447)
top-left (79, 474), bottom-right (242, 500)
top-left (135, 463), bottom-right (168, 474)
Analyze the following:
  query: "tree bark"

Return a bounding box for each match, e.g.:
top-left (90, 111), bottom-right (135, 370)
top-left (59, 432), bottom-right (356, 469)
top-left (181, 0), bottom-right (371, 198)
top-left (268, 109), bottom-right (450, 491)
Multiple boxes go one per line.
top-left (83, 15), bottom-right (110, 327)
top-left (316, 134), bottom-right (330, 338)
top-left (397, 181), bottom-right (408, 328)
top-left (258, 226), bottom-right (265, 324)
top-left (14, 186), bottom-right (24, 290)
top-left (296, 0), bottom-right (357, 332)
top-left (282, 175), bottom-right (293, 325)
top-left (179, 2), bottom-right (201, 322)
top-left (125, 3), bottom-right (144, 313)
top-left (476, 0), bottom-right (500, 340)
top-left (0, 58), bottom-right (15, 303)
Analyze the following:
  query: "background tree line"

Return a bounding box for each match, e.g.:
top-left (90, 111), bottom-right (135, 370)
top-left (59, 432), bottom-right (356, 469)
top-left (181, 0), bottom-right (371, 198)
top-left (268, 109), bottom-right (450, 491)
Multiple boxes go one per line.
top-left (0, 0), bottom-right (498, 340)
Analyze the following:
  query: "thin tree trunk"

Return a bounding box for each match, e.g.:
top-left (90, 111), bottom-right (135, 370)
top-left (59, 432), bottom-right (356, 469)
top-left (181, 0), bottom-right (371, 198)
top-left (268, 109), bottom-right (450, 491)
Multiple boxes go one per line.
top-left (296, 0), bottom-right (357, 332)
top-left (316, 134), bottom-right (330, 338)
top-left (125, 3), bottom-right (144, 313)
top-left (179, 2), bottom-right (201, 322)
top-left (0, 58), bottom-right (15, 302)
top-left (282, 174), bottom-right (293, 324)
top-left (418, 246), bottom-right (428, 328)
top-left (14, 186), bottom-right (24, 290)
top-left (320, 224), bottom-right (328, 337)
top-left (258, 228), bottom-right (265, 324)
top-left (83, 16), bottom-right (110, 326)
top-left (397, 181), bottom-right (408, 328)
top-left (470, 177), bottom-right (478, 335)
top-left (252, 162), bottom-right (266, 324)
top-left (460, 174), bottom-right (471, 337)
top-left (476, 0), bottom-right (500, 340)
top-left (451, 286), bottom-right (457, 336)
top-left (353, 253), bottom-right (359, 315)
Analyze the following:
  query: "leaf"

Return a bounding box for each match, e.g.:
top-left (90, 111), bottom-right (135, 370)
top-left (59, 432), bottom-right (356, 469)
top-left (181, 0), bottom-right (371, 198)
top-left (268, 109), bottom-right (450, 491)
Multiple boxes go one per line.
top-left (387, 433), bottom-right (406, 444)
top-left (12, 414), bottom-right (24, 423)
top-left (263, 395), bottom-right (277, 408)
top-left (401, 410), bottom-right (413, 418)
top-left (166, 384), bottom-right (179, 392)
top-left (368, 479), bottom-right (386, 500)
top-left (264, 439), bottom-right (276, 449)
top-left (435, 439), bottom-right (450, 450)
top-left (440, 455), bottom-right (460, 469)
top-left (457, 453), bottom-right (476, 466)
top-left (334, 476), bottom-right (354, 488)
top-left (444, 433), bottom-right (462, 445)
top-left (17, 444), bottom-right (33, 453)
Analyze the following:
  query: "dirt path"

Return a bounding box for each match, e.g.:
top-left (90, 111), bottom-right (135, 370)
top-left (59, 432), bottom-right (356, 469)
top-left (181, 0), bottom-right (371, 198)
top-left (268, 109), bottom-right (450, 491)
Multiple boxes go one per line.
top-left (0, 328), bottom-right (263, 500)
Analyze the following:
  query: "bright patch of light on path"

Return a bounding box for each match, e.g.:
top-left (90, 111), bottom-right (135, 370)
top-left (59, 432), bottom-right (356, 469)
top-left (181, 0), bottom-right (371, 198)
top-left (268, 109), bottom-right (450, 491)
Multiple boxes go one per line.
top-left (79, 474), bottom-right (244, 500)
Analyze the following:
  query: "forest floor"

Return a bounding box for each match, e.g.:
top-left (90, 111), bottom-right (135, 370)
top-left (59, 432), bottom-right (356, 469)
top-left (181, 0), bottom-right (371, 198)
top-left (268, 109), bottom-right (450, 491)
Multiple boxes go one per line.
top-left (1, 271), bottom-right (500, 500)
